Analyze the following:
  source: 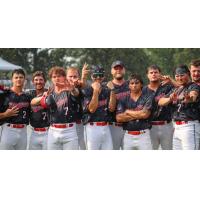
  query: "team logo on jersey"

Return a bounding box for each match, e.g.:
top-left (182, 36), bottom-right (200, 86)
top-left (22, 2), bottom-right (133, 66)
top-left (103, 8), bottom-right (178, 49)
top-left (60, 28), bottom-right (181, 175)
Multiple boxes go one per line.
top-left (9, 102), bottom-right (29, 109)
top-left (32, 105), bottom-right (44, 112)
top-left (116, 91), bottom-right (130, 100)
top-left (56, 97), bottom-right (68, 109)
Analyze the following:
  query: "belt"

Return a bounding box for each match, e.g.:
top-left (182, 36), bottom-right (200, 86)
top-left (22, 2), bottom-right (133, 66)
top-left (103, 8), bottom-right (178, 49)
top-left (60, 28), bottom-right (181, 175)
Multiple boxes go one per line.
top-left (175, 121), bottom-right (188, 125)
top-left (109, 122), bottom-right (122, 127)
top-left (7, 124), bottom-right (25, 128)
top-left (128, 130), bottom-right (146, 135)
top-left (34, 127), bottom-right (48, 132)
top-left (76, 120), bottom-right (82, 124)
top-left (51, 123), bottom-right (74, 128)
top-left (89, 122), bottom-right (108, 126)
top-left (151, 121), bottom-right (169, 125)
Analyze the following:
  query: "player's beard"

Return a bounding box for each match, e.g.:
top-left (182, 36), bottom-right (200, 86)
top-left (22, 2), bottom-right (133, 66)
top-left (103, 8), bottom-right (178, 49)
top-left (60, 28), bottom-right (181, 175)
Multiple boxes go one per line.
top-left (115, 75), bottom-right (124, 81)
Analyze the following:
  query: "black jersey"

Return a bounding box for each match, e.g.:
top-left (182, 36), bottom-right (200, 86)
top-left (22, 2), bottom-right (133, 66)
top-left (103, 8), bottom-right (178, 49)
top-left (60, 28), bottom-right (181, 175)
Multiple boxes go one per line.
top-left (71, 89), bottom-right (83, 122)
top-left (41, 90), bottom-right (79, 124)
top-left (82, 85), bottom-right (111, 122)
top-left (142, 84), bottom-right (174, 121)
top-left (166, 82), bottom-right (200, 121)
top-left (109, 81), bottom-right (130, 122)
top-left (3, 90), bottom-right (31, 124)
top-left (116, 93), bottom-right (153, 131)
top-left (0, 88), bottom-right (11, 125)
top-left (27, 89), bottom-right (50, 128)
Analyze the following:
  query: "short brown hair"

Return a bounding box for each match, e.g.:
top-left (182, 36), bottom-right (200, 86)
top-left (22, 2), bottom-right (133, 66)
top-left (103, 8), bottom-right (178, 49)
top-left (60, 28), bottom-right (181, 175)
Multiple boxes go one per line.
top-left (32, 71), bottom-right (46, 82)
top-left (48, 66), bottom-right (66, 78)
top-left (66, 66), bottom-right (80, 77)
top-left (12, 69), bottom-right (26, 78)
top-left (146, 64), bottom-right (161, 74)
top-left (190, 59), bottom-right (200, 67)
top-left (129, 74), bottom-right (143, 85)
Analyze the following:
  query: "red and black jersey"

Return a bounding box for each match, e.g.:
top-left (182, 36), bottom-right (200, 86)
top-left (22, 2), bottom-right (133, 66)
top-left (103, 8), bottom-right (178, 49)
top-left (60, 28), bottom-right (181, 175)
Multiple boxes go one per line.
top-left (165, 82), bottom-right (200, 121)
top-left (142, 83), bottom-right (174, 122)
top-left (3, 90), bottom-right (31, 124)
top-left (27, 89), bottom-right (50, 128)
top-left (40, 90), bottom-right (79, 124)
top-left (116, 93), bottom-right (153, 131)
top-left (109, 81), bottom-right (130, 122)
top-left (82, 85), bottom-right (111, 122)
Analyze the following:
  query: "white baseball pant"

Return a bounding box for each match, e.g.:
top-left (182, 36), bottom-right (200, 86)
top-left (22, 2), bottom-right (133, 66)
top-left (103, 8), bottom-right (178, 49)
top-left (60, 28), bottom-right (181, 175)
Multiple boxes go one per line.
top-left (0, 123), bottom-right (27, 150)
top-left (173, 120), bottom-right (200, 150)
top-left (29, 127), bottom-right (48, 150)
top-left (84, 123), bottom-right (113, 150)
top-left (123, 129), bottom-right (152, 150)
top-left (47, 123), bottom-right (78, 150)
top-left (76, 122), bottom-right (86, 150)
top-left (150, 122), bottom-right (174, 150)
top-left (109, 123), bottom-right (125, 150)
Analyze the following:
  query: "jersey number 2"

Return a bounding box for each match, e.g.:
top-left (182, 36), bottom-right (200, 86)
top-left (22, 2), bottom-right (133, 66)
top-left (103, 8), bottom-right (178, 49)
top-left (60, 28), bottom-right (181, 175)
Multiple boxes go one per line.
top-left (22, 111), bottom-right (26, 119)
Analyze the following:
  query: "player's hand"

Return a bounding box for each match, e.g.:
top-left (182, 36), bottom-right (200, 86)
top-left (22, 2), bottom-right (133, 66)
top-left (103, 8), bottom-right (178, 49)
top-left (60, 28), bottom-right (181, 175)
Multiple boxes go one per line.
top-left (82, 62), bottom-right (90, 79)
top-left (107, 81), bottom-right (114, 90)
top-left (43, 86), bottom-right (54, 97)
top-left (169, 91), bottom-right (178, 103)
top-left (4, 106), bottom-right (19, 117)
top-left (160, 75), bottom-right (172, 86)
top-left (182, 92), bottom-right (191, 104)
top-left (56, 80), bottom-right (75, 92)
top-left (91, 82), bottom-right (101, 92)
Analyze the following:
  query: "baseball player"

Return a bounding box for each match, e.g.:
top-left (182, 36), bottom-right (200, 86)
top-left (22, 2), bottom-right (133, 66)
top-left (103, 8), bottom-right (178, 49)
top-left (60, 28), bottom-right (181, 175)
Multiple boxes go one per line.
top-left (27, 71), bottom-right (50, 150)
top-left (109, 60), bottom-right (130, 150)
top-left (82, 65), bottom-right (116, 150)
top-left (143, 64), bottom-right (174, 150)
top-left (0, 69), bottom-right (31, 150)
top-left (0, 86), bottom-right (19, 137)
top-left (66, 64), bottom-right (89, 150)
top-left (189, 59), bottom-right (200, 149)
top-left (0, 86), bottom-right (19, 121)
top-left (116, 74), bottom-right (153, 150)
top-left (32, 66), bottom-right (79, 150)
top-left (159, 65), bottom-right (200, 150)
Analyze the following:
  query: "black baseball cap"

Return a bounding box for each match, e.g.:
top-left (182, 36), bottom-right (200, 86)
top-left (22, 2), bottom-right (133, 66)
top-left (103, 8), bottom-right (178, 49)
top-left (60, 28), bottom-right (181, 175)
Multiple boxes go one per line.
top-left (111, 60), bottom-right (125, 69)
top-left (174, 65), bottom-right (190, 75)
top-left (91, 65), bottom-right (105, 75)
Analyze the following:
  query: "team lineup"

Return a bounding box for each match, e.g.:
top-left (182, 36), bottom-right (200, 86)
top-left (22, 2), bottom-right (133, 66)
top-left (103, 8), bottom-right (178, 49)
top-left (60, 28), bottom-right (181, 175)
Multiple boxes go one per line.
top-left (1, 59), bottom-right (200, 150)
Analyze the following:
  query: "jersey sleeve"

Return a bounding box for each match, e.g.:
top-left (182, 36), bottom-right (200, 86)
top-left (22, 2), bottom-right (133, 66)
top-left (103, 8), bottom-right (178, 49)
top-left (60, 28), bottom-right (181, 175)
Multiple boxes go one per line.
top-left (165, 88), bottom-right (175, 98)
top-left (40, 94), bottom-right (57, 109)
top-left (188, 83), bottom-right (200, 93)
top-left (82, 87), bottom-right (93, 112)
top-left (143, 95), bottom-right (153, 111)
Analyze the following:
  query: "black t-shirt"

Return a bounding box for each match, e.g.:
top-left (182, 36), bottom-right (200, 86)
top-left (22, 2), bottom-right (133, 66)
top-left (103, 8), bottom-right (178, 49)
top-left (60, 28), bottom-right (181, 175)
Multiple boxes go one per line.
top-left (165, 82), bottom-right (200, 121)
top-left (43, 90), bottom-right (79, 124)
top-left (116, 93), bottom-right (153, 131)
top-left (27, 89), bottom-right (50, 128)
top-left (82, 85), bottom-right (111, 122)
top-left (3, 90), bottom-right (31, 124)
top-left (142, 84), bottom-right (174, 121)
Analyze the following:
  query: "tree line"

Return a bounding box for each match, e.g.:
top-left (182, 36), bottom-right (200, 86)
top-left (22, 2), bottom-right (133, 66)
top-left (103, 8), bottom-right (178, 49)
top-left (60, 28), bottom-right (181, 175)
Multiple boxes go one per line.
top-left (1, 48), bottom-right (200, 82)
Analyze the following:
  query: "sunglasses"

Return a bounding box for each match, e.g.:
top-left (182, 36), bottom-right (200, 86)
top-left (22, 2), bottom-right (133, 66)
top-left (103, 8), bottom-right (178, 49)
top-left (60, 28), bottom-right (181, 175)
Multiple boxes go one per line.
top-left (92, 73), bottom-right (104, 78)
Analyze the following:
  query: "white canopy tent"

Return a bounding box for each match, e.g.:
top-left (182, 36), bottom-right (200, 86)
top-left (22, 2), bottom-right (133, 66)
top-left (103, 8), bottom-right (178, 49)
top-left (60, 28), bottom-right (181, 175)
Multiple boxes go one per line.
top-left (0, 57), bottom-right (22, 71)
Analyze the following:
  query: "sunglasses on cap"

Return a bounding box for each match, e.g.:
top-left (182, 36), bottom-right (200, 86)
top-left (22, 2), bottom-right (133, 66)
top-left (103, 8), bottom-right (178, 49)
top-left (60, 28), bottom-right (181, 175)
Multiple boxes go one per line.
top-left (92, 73), bottom-right (104, 78)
